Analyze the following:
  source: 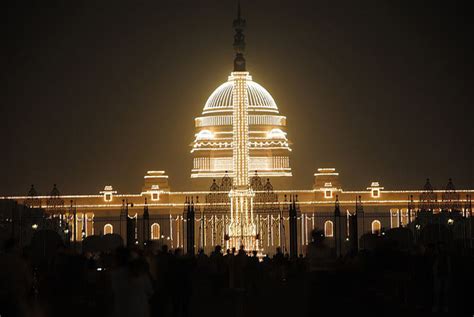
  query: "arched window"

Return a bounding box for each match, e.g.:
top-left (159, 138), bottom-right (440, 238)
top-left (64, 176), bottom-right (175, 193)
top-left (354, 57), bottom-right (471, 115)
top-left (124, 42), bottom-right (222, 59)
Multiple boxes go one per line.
top-left (104, 224), bottom-right (113, 235)
top-left (86, 213), bottom-right (94, 236)
top-left (372, 220), bottom-right (381, 235)
top-left (151, 223), bottom-right (161, 240)
top-left (324, 220), bottom-right (334, 237)
top-left (400, 208), bottom-right (409, 226)
top-left (390, 209), bottom-right (399, 228)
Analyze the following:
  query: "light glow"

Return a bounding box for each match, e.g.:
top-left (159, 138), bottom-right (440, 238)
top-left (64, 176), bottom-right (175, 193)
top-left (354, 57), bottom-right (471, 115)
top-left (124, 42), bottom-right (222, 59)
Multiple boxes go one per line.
top-left (228, 71), bottom-right (257, 251)
top-left (367, 181), bottom-right (384, 198)
top-left (195, 130), bottom-right (214, 140)
top-left (100, 185), bottom-right (117, 202)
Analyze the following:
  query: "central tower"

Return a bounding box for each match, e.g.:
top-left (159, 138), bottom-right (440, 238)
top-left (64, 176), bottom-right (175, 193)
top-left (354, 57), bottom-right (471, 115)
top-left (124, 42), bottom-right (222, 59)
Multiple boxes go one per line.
top-left (191, 2), bottom-right (293, 249)
top-left (190, 5), bottom-right (292, 181)
top-left (228, 2), bottom-right (257, 250)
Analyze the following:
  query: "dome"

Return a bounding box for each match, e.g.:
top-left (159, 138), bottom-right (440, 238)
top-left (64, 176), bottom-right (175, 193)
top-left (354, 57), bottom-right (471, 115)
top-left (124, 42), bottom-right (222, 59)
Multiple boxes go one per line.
top-left (191, 72), bottom-right (292, 179)
top-left (203, 79), bottom-right (278, 114)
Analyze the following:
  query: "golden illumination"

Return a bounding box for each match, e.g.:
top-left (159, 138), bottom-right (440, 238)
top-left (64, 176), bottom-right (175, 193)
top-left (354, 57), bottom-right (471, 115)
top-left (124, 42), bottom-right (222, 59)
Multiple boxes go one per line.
top-left (367, 181), bottom-right (384, 198)
top-left (100, 185), bottom-right (117, 202)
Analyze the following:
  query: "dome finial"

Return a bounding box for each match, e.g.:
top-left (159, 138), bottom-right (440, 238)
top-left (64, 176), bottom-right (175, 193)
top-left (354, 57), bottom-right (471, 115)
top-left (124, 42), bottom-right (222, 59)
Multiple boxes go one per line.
top-left (233, 0), bottom-right (246, 71)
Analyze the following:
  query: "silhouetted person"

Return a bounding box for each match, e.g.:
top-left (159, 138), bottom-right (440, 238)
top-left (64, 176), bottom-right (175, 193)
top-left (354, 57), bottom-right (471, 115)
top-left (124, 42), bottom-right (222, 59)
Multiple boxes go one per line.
top-left (432, 242), bottom-right (451, 312)
top-left (226, 247), bottom-right (236, 288)
top-left (234, 245), bottom-right (247, 289)
top-left (273, 247), bottom-right (286, 282)
top-left (153, 244), bottom-right (173, 316)
top-left (306, 229), bottom-right (331, 271)
top-left (171, 248), bottom-right (192, 317)
top-left (0, 239), bottom-right (32, 317)
top-left (419, 243), bottom-right (436, 310)
top-left (210, 245), bottom-right (226, 292)
top-left (246, 250), bottom-right (260, 294)
top-left (110, 248), bottom-right (153, 317)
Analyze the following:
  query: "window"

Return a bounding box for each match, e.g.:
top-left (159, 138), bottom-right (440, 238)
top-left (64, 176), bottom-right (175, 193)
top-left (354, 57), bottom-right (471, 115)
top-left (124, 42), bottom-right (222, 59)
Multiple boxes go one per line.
top-left (151, 192), bottom-right (159, 201)
top-left (105, 194), bottom-right (112, 202)
top-left (372, 220), bottom-right (381, 235)
top-left (325, 190), bottom-right (333, 198)
top-left (86, 213), bottom-right (94, 237)
top-left (196, 129), bottom-right (214, 140)
top-left (367, 182), bottom-right (383, 198)
top-left (151, 223), bottom-right (161, 240)
top-left (324, 220), bottom-right (334, 237)
top-left (267, 128), bottom-right (286, 139)
top-left (104, 224), bottom-right (113, 235)
top-left (76, 215), bottom-right (84, 241)
top-left (390, 209), bottom-right (399, 228)
top-left (346, 210), bottom-right (351, 238)
top-left (400, 208), bottom-right (409, 226)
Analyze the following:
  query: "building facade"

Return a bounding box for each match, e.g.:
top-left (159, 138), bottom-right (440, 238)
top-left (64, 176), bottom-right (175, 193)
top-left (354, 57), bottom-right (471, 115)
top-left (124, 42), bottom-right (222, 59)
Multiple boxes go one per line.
top-left (1, 171), bottom-right (472, 255)
top-left (1, 5), bottom-right (472, 256)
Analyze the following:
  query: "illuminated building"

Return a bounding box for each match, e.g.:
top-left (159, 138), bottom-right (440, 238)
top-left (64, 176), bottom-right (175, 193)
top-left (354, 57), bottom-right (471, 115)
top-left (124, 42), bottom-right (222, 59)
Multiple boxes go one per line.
top-left (191, 7), bottom-right (291, 180)
top-left (191, 74), bottom-right (291, 179)
top-left (1, 5), bottom-right (473, 255)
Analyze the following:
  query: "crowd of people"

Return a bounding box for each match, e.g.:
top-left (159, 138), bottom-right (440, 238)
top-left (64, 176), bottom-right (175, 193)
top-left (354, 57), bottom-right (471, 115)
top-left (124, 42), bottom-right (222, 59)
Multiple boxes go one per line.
top-left (0, 230), bottom-right (473, 316)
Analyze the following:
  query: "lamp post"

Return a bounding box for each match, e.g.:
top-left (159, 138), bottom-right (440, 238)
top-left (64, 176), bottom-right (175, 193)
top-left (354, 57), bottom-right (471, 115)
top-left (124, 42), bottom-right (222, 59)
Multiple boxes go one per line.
top-left (64, 223), bottom-right (70, 247)
top-left (447, 218), bottom-right (454, 243)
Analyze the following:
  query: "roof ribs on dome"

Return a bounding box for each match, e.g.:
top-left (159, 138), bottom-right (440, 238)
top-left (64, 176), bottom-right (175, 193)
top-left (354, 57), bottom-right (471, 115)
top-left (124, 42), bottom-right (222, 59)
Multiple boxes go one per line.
top-left (203, 80), bottom-right (278, 113)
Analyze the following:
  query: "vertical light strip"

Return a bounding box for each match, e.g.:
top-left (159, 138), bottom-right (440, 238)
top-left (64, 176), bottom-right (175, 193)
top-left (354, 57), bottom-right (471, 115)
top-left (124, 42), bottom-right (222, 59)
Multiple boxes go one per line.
top-left (228, 72), bottom-right (257, 251)
top-left (169, 214), bottom-right (173, 248)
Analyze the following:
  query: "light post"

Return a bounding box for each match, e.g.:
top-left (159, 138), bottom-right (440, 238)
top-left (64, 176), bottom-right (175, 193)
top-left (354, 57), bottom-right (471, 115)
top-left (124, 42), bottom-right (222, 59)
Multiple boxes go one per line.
top-left (64, 222), bottom-right (70, 247)
top-left (447, 218), bottom-right (454, 243)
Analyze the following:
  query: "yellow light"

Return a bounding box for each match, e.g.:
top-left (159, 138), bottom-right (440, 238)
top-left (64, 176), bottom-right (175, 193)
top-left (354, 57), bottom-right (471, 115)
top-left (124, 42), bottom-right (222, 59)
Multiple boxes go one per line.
top-left (195, 129), bottom-right (214, 140)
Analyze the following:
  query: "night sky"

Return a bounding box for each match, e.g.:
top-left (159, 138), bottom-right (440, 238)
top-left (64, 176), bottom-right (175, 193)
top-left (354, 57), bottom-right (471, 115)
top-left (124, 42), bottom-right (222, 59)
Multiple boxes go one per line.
top-left (3, 0), bottom-right (473, 196)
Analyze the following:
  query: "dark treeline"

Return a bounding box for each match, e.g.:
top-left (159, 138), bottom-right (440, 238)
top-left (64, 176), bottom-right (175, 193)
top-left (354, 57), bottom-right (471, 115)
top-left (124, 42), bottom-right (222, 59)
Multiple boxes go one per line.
top-left (0, 229), bottom-right (473, 317)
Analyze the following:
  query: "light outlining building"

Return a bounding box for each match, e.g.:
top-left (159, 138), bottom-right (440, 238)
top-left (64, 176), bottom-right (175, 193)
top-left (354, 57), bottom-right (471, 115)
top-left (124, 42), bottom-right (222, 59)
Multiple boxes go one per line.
top-left (191, 5), bottom-right (290, 181)
top-left (191, 74), bottom-right (291, 179)
top-left (1, 4), bottom-right (473, 256)
top-left (227, 7), bottom-right (257, 250)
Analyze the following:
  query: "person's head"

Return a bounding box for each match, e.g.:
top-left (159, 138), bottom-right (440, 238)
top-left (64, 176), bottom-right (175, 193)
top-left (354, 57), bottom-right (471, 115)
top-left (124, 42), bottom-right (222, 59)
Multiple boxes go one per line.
top-left (252, 250), bottom-right (258, 257)
top-left (161, 244), bottom-right (168, 253)
top-left (214, 245), bottom-right (222, 253)
top-left (115, 247), bottom-right (130, 267)
top-left (311, 229), bottom-right (325, 244)
top-left (3, 238), bottom-right (19, 253)
top-left (426, 242), bottom-right (435, 253)
top-left (436, 241), bottom-right (446, 253)
top-left (226, 249), bottom-right (231, 255)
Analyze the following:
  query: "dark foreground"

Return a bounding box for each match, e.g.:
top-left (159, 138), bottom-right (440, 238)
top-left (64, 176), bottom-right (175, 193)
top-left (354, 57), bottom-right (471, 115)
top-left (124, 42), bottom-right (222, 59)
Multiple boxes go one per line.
top-left (1, 240), bottom-right (473, 317)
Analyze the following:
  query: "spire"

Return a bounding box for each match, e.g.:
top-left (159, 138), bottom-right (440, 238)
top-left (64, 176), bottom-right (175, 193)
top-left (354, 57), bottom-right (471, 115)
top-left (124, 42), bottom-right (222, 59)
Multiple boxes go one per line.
top-left (445, 178), bottom-right (456, 192)
top-left (143, 197), bottom-right (149, 218)
top-left (232, 0), bottom-right (246, 71)
top-left (50, 184), bottom-right (60, 197)
top-left (28, 184), bottom-right (37, 197)
top-left (334, 195), bottom-right (340, 217)
top-left (423, 178), bottom-right (434, 191)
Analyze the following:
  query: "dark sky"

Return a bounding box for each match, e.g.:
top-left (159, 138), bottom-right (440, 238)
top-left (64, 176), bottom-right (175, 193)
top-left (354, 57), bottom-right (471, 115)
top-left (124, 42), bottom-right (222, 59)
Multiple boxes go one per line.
top-left (2, 0), bottom-right (473, 196)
